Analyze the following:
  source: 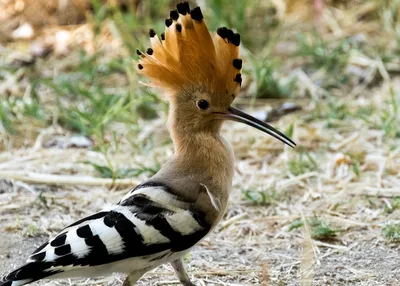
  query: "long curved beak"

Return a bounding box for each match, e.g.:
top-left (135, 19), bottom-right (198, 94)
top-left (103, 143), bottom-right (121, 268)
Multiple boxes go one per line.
top-left (221, 107), bottom-right (296, 148)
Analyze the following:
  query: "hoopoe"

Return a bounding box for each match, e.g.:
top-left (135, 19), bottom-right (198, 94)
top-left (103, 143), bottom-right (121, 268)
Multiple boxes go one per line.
top-left (0, 2), bottom-right (295, 286)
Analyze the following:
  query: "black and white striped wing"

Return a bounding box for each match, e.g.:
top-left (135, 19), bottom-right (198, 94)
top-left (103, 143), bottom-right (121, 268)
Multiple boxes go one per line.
top-left (1, 182), bottom-right (211, 285)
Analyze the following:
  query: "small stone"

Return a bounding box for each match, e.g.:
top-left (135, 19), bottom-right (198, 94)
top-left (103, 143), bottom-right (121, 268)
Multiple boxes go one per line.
top-left (12, 23), bottom-right (34, 40)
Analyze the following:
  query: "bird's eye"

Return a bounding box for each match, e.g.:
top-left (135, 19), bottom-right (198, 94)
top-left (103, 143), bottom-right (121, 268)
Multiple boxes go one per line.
top-left (196, 100), bottom-right (209, 110)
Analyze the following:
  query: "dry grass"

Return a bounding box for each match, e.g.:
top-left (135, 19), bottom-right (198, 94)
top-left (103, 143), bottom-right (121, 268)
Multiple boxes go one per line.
top-left (1, 0), bottom-right (400, 285)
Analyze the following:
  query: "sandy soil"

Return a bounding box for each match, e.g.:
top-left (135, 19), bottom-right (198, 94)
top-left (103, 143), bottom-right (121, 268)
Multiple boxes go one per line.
top-left (1, 179), bottom-right (399, 286)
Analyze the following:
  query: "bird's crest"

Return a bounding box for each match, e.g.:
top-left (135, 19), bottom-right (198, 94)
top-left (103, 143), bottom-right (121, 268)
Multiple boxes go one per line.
top-left (136, 2), bottom-right (242, 99)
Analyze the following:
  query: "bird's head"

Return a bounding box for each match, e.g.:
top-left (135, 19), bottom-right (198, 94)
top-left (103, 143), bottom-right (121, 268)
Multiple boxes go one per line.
top-left (136, 2), bottom-right (295, 148)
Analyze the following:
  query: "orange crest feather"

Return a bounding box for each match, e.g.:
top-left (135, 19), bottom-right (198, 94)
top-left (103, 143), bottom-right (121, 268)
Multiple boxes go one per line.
top-left (136, 2), bottom-right (242, 98)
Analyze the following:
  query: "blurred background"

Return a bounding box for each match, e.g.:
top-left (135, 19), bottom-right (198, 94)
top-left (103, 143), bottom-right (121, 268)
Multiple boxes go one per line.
top-left (0, 0), bottom-right (400, 285)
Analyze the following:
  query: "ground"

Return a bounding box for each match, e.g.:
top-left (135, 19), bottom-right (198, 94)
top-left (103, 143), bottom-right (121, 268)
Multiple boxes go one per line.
top-left (1, 174), bottom-right (400, 285)
top-left (1, 0), bottom-right (400, 285)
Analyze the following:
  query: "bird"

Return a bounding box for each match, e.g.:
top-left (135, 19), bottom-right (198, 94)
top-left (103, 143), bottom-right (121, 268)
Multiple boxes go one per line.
top-left (0, 2), bottom-right (295, 286)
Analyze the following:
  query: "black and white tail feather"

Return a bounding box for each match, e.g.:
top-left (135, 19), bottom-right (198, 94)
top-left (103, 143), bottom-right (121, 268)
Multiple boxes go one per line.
top-left (0, 181), bottom-right (214, 286)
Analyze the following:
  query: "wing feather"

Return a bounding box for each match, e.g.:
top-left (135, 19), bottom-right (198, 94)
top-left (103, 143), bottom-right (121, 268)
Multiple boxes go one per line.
top-left (2, 181), bottom-right (212, 286)
top-left (22, 182), bottom-right (211, 278)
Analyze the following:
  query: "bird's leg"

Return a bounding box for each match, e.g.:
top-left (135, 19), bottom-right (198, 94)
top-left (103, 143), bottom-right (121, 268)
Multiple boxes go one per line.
top-left (122, 270), bottom-right (146, 286)
top-left (171, 258), bottom-right (196, 286)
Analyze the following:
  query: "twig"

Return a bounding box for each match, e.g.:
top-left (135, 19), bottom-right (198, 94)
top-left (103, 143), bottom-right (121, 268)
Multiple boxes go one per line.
top-left (219, 213), bottom-right (248, 229)
top-left (321, 214), bottom-right (369, 227)
top-left (154, 269), bottom-right (258, 276)
top-left (300, 210), bottom-right (317, 286)
top-left (0, 153), bottom-right (43, 169)
top-left (198, 279), bottom-right (243, 286)
top-left (344, 266), bottom-right (376, 278)
top-left (277, 172), bottom-right (319, 189)
top-left (358, 187), bottom-right (400, 198)
top-left (14, 181), bottom-right (37, 195)
top-left (312, 240), bottom-right (348, 250)
top-left (330, 132), bottom-right (360, 151)
top-left (0, 171), bottom-right (140, 187)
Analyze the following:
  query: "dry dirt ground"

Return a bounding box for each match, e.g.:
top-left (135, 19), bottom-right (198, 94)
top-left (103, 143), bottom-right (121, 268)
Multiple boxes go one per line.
top-left (1, 221), bottom-right (400, 286)
top-left (1, 113), bottom-right (400, 286)
top-left (1, 1), bottom-right (400, 285)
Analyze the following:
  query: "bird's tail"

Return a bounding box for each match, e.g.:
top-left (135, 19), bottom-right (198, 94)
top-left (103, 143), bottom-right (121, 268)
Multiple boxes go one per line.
top-left (0, 261), bottom-right (57, 286)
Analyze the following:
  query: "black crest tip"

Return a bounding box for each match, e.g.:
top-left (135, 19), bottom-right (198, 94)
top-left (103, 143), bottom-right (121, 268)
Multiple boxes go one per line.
top-left (161, 32), bottom-right (165, 41)
top-left (146, 48), bottom-right (153, 55)
top-left (226, 29), bottom-right (234, 43)
top-left (137, 64), bottom-right (143, 70)
top-left (176, 23), bottom-right (182, 33)
top-left (165, 18), bottom-right (173, 27)
top-left (177, 1), bottom-right (190, 15)
top-left (136, 49), bottom-right (142, 56)
top-left (233, 59), bottom-right (242, 70)
top-left (190, 7), bottom-right (203, 21)
top-left (170, 9), bottom-right (179, 21)
top-left (234, 74), bottom-right (242, 85)
top-left (217, 27), bottom-right (228, 39)
top-left (149, 29), bottom-right (156, 38)
top-left (232, 33), bottom-right (241, 46)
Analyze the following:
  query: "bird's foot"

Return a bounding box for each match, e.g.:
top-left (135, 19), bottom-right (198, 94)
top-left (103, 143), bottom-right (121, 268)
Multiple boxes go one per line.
top-left (122, 270), bottom-right (146, 286)
top-left (171, 258), bottom-right (196, 286)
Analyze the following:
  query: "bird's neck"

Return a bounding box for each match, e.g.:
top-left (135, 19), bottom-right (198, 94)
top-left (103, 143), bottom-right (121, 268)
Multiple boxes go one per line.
top-left (171, 127), bottom-right (235, 187)
top-left (161, 112), bottom-right (235, 201)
